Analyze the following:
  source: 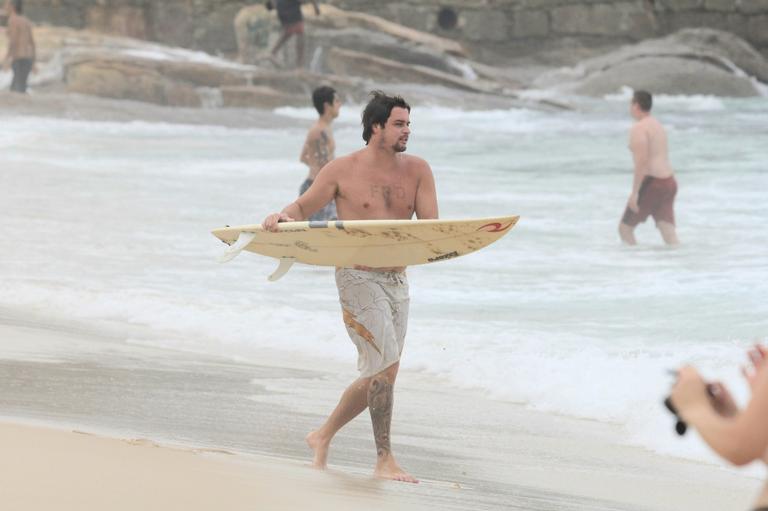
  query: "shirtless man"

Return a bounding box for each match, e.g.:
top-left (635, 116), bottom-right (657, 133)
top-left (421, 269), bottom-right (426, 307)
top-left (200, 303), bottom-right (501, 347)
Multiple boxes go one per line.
top-left (298, 86), bottom-right (340, 221)
top-left (263, 91), bottom-right (438, 483)
top-left (619, 90), bottom-right (679, 246)
top-left (2, 0), bottom-right (35, 94)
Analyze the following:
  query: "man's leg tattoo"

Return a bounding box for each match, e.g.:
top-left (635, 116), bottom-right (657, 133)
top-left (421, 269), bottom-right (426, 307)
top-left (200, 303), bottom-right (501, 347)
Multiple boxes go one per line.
top-left (368, 376), bottom-right (393, 459)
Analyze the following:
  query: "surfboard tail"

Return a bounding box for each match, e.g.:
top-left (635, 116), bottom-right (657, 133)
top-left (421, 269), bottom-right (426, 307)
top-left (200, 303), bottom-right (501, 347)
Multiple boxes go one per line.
top-left (268, 257), bottom-right (295, 281)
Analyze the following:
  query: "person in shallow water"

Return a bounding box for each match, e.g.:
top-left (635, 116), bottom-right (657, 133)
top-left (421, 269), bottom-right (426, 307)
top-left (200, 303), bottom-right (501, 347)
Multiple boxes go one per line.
top-left (619, 90), bottom-right (679, 246)
top-left (671, 344), bottom-right (768, 510)
top-left (262, 91), bottom-right (438, 483)
top-left (298, 86), bottom-right (340, 221)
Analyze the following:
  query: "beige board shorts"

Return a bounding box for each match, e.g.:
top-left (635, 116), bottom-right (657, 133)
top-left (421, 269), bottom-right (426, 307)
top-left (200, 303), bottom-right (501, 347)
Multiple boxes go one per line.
top-left (335, 268), bottom-right (410, 378)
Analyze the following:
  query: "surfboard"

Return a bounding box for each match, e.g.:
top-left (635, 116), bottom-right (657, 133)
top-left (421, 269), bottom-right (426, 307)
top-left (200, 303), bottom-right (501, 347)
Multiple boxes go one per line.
top-left (212, 216), bottom-right (519, 281)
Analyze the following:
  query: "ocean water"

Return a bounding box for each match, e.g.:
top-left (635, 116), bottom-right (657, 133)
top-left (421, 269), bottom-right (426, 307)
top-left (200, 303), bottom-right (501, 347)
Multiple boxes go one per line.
top-left (1, 91), bottom-right (766, 464)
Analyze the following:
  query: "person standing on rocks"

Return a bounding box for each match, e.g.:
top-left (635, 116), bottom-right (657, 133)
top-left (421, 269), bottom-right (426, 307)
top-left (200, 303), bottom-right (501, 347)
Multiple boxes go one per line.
top-left (2, 0), bottom-right (36, 93)
top-left (298, 85), bottom-right (341, 221)
top-left (268, 0), bottom-right (320, 68)
top-left (619, 90), bottom-right (680, 246)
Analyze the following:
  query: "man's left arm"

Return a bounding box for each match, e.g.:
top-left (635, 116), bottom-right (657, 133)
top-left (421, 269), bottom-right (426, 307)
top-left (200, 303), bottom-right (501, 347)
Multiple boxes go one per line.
top-left (628, 125), bottom-right (649, 212)
top-left (3, 17), bottom-right (16, 69)
top-left (414, 160), bottom-right (438, 220)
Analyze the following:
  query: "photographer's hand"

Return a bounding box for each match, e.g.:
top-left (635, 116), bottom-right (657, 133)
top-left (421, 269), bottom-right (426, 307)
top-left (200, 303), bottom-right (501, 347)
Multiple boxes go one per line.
top-left (670, 366), bottom-right (712, 422)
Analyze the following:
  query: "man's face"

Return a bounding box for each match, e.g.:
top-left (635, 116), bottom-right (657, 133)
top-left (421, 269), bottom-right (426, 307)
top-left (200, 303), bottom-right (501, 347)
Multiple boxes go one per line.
top-left (379, 107), bottom-right (410, 152)
top-left (629, 100), bottom-right (642, 120)
top-left (328, 95), bottom-right (342, 119)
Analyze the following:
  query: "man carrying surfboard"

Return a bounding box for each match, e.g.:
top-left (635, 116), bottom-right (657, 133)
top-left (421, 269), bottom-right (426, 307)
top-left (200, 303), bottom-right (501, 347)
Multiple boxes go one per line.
top-left (298, 85), bottom-right (340, 221)
top-left (263, 91), bottom-right (438, 483)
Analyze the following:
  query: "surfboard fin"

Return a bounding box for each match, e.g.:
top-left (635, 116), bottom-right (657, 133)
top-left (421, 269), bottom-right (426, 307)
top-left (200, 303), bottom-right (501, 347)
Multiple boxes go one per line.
top-left (268, 257), bottom-right (295, 281)
top-left (218, 232), bottom-right (257, 263)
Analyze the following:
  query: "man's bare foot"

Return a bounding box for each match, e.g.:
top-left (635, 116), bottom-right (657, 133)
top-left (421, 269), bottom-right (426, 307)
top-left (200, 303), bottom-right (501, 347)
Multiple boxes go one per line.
top-left (374, 458), bottom-right (419, 483)
top-left (263, 54), bottom-right (282, 69)
top-left (305, 431), bottom-right (330, 469)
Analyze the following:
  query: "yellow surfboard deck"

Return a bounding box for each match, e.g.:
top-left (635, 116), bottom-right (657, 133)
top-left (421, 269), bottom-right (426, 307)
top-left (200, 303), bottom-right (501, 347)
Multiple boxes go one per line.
top-left (212, 216), bottom-right (519, 280)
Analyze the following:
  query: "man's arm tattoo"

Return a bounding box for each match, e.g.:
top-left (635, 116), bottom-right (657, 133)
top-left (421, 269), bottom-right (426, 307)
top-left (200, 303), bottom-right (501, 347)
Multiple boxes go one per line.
top-left (368, 376), bottom-right (394, 459)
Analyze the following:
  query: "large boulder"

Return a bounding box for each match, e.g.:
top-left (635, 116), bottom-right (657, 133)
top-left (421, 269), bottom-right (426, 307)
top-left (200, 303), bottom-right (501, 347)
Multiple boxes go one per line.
top-left (65, 57), bottom-right (201, 107)
top-left (533, 28), bottom-right (768, 97)
top-left (62, 52), bottom-right (372, 108)
top-left (220, 85), bottom-right (302, 108)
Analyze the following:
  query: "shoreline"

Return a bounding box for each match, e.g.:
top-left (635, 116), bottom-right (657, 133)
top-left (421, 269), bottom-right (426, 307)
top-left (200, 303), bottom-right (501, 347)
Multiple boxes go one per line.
top-left (0, 318), bottom-right (761, 510)
top-left (0, 86), bottom-right (563, 131)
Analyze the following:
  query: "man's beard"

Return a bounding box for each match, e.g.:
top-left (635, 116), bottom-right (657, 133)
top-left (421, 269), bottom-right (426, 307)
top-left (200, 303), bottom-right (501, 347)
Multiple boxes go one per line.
top-left (393, 139), bottom-right (408, 152)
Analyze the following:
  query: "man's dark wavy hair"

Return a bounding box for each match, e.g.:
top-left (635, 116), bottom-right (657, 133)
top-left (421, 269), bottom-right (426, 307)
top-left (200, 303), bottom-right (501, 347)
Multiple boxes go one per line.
top-left (361, 91), bottom-right (410, 145)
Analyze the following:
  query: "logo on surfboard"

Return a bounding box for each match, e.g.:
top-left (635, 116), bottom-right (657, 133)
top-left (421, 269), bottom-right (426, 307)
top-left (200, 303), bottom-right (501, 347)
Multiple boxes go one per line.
top-left (477, 221), bottom-right (515, 233)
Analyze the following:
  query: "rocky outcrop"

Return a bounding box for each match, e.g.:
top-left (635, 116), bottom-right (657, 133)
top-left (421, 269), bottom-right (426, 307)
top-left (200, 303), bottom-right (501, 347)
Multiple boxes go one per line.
top-left (533, 29), bottom-right (768, 97)
top-left (0, 25), bottom-right (351, 108)
top-left (65, 58), bottom-right (204, 107)
top-left (62, 54), bottom-right (369, 109)
top-left (11, 5), bottom-right (528, 110)
top-left (232, 4), bottom-right (525, 98)
top-left (2, 25), bottom-right (535, 110)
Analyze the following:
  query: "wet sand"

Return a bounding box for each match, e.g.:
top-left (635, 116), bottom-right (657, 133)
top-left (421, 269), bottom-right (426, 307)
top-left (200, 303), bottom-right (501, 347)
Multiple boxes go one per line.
top-left (0, 318), bottom-right (759, 511)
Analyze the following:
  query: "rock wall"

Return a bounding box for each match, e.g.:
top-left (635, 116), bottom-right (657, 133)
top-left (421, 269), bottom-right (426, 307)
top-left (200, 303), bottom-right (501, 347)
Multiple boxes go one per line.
top-left (18, 0), bottom-right (768, 63)
top-left (22, 0), bottom-right (249, 54)
top-left (328, 0), bottom-right (768, 63)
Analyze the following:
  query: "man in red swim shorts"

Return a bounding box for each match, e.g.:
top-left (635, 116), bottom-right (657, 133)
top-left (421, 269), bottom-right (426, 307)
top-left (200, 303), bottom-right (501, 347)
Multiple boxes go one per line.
top-left (619, 90), bottom-right (680, 246)
top-left (269, 0), bottom-right (319, 68)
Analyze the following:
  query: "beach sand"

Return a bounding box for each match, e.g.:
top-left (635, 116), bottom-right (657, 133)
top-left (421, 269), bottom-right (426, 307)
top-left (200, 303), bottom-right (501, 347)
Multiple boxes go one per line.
top-left (0, 318), bottom-right (761, 511)
top-left (0, 421), bottom-right (421, 511)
